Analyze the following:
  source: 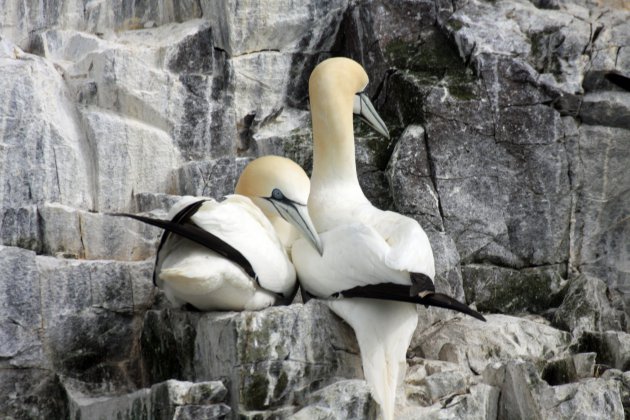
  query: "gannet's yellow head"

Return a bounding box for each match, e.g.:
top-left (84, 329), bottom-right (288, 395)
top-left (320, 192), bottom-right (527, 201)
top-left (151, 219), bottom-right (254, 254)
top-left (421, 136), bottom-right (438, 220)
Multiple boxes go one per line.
top-left (309, 57), bottom-right (369, 98)
top-left (309, 57), bottom-right (389, 138)
top-left (235, 156), bottom-right (323, 254)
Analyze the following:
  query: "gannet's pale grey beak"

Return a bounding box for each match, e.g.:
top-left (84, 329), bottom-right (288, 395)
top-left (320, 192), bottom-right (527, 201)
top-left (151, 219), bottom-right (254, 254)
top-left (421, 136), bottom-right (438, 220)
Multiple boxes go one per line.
top-left (353, 93), bottom-right (390, 139)
top-left (270, 199), bottom-right (324, 256)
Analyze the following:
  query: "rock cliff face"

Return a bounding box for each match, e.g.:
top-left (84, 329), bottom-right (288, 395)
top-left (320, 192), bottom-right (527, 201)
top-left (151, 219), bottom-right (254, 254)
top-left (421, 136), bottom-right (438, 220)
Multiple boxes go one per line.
top-left (1, 0), bottom-right (629, 418)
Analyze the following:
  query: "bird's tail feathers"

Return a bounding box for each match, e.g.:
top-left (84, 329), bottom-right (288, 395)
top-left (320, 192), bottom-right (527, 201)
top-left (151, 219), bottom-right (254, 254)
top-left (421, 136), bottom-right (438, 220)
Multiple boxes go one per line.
top-left (327, 299), bottom-right (417, 420)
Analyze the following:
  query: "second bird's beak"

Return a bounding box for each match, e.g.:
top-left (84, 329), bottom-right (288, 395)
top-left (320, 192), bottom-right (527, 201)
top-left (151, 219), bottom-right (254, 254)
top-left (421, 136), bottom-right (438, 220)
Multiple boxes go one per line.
top-left (353, 93), bottom-right (389, 139)
top-left (270, 199), bottom-right (324, 256)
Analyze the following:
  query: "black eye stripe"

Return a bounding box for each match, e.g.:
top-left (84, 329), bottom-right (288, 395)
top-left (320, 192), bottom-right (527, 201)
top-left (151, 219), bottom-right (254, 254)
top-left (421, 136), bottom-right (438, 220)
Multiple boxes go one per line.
top-left (264, 189), bottom-right (306, 207)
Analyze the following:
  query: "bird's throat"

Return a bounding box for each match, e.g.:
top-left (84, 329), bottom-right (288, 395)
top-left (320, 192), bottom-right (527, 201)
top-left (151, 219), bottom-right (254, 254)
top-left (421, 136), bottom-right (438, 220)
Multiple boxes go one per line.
top-left (310, 101), bottom-right (361, 191)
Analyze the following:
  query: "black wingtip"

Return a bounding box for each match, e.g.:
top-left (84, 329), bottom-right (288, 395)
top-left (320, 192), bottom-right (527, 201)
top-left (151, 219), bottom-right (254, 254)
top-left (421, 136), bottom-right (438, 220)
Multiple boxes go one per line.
top-left (605, 72), bottom-right (630, 92)
top-left (333, 283), bottom-right (486, 321)
top-left (109, 211), bottom-right (258, 280)
top-left (420, 293), bottom-right (486, 322)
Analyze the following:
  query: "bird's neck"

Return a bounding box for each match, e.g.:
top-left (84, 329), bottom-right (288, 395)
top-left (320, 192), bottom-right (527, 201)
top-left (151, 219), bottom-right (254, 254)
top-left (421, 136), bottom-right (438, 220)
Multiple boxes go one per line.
top-left (309, 95), bottom-right (366, 206)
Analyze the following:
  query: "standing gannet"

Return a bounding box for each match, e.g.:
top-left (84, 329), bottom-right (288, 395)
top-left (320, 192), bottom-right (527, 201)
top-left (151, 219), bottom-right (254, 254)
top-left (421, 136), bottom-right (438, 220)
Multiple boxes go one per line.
top-left (291, 58), bottom-right (485, 420)
top-left (116, 156), bottom-right (322, 311)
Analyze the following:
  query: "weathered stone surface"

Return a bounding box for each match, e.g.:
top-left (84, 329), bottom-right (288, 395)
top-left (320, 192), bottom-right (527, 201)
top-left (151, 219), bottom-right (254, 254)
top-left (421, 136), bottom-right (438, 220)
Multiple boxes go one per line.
top-left (580, 92), bottom-right (630, 129)
top-left (290, 380), bottom-right (378, 420)
top-left (483, 359), bottom-right (624, 420)
top-left (203, 0), bottom-right (348, 56)
top-left (573, 331), bottom-right (630, 371)
top-left (0, 369), bottom-right (69, 419)
top-left (412, 315), bottom-right (571, 374)
top-left (65, 379), bottom-right (230, 420)
top-left (404, 358), bottom-right (472, 407)
top-left (387, 125), bottom-right (442, 232)
top-left (0, 245), bottom-right (155, 417)
top-left (398, 382), bottom-right (499, 420)
top-left (142, 301), bottom-right (363, 414)
top-left (571, 125), bottom-right (630, 299)
top-left (250, 108), bottom-right (314, 171)
top-left (0, 246), bottom-right (44, 369)
top-left (421, 231), bottom-right (468, 323)
top-left (2, 202), bottom-right (162, 260)
top-left (541, 353), bottom-right (596, 386)
top-left (355, 130), bottom-right (395, 211)
top-left (1, 0), bottom-right (204, 50)
top-left (176, 157), bottom-right (239, 200)
top-left (538, 378), bottom-right (624, 420)
top-left (463, 263), bottom-right (566, 315)
top-left (81, 109), bottom-right (180, 211)
top-left (554, 273), bottom-right (627, 335)
top-left (37, 256), bottom-right (154, 389)
top-left (0, 44), bottom-right (93, 214)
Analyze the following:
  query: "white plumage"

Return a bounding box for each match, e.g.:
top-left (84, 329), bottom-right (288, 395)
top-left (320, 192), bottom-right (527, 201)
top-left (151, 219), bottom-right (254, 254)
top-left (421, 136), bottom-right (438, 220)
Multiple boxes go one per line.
top-left (292, 57), bottom-right (484, 420)
top-left (156, 195), bottom-right (296, 311)
top-left (118, 155), bottom-right (322, 312)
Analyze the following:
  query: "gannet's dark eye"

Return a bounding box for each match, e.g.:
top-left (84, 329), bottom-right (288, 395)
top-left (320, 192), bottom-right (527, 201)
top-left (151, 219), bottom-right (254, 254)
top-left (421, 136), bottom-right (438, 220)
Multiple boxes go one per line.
top-left (271, 188), bottom-right (284, 200)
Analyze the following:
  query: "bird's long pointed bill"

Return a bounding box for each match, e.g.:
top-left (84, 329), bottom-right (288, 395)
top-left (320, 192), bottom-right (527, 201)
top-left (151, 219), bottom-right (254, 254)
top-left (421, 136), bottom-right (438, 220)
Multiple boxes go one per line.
top-left (274, 201), bottom-right (323, 255)
top-left (353, 93), bottom-right (389, 139)
top-left (420, 293), bottom-right (486, 322)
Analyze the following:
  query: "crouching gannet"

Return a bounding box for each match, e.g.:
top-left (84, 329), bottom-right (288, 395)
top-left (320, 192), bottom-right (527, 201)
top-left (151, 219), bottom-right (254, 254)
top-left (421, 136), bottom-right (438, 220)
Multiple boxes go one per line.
top-left (291, 57), bottom-right (485, 420)
top-left (115, 156), bottom-right (322, 311)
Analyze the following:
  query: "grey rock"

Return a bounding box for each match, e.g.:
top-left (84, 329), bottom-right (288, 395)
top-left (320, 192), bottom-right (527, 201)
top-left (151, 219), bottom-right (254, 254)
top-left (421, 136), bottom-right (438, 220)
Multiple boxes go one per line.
top-left (39, 203), bottom-right (83, 257)
top-left (483, 360), bottom-right (545, 420)
top-left (173, 404), bottom-right (231, 420)
top-left (250, 108), bottom-right (314, 172)
top-left (0, 369), bottom-right (69, 419)
top-left (176, 157), bottom-right (238, 200)
top-left (422, 230), bottom-right (467, 320)
top-left (572, 353), bottom-right (597, 380)
top-left (0, 43), bottom-right (93, 213)
top-left (387, 125), bottom-right (443, 232)
top-left (404, 358), bottom-right (472, 407)
top-left (75, 209), bottom-right (162, 261)
top-left (571, 125), bottom-right (630, 300)
top-left (80, 108), bottom-right (180, 212)
top-left (37, 256), bottom-right (154, 387)
top-left (203, 0), bottom-right (348, 56)
top-left (355, 133), bottom-right (395, 211)
top-left (425, 114), bottom-right (572, 269)
top-left (290, 380), bottom-right (378, 420)
top-left (0, 246), bottom-right (44, 369)
top-left (484, 359), bottom-right (624, 420)
top-left (1, 0), bottom-right (203, 50)
top-left (463, 263), bottom-right (566, 315)
top-left (398, 383), bottom-right (499, 420)
top-left (0, 245), bottom-right (155, 416)
top-left (573, 331), bottom-right (630, 371)
top-left (65, 379), bottom-right (229, 420)
top-left (133, 193), bottom-right (183, 214)
top-left (541, 353), bottom-right (596, 385)
top-left (580, 92), bottom-right (630, 129)
top-left (3, 202), bottom-right (162, 260)
top-left (1, 205), bottom-right (41, 253)
top-left (553, 274), bottom-right (626, 335)
top-left (141, 301), bottom-right (363, 413)
top-left (412, 315), bottom-right (570, 374)
top-left (483, 361), bottom-right (623, 419)
top-left (538, 378), bottom-right (624, 420)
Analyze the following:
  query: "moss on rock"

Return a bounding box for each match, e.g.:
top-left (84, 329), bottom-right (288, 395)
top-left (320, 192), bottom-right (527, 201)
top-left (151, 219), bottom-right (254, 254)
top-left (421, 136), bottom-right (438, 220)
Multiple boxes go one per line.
top-left (384, 29), bottom-right (477, 101)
